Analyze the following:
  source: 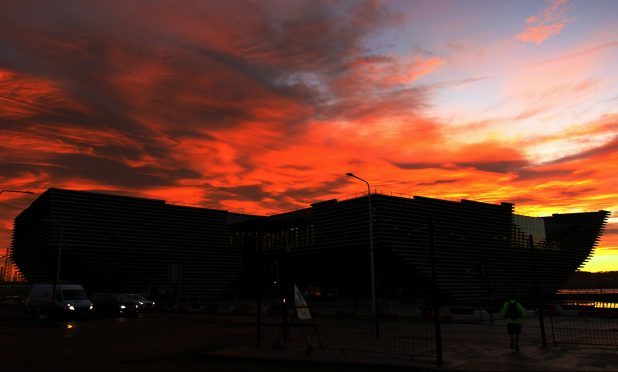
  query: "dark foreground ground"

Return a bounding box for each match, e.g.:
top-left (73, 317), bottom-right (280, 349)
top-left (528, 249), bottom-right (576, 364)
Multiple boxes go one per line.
top-left (0, 304), bottom-right (418, 371)
top-left (1, 304), bottom-right (617, 371)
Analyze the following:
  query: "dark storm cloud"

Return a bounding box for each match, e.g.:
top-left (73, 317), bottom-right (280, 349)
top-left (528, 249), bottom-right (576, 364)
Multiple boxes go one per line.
top-left (283, 177), bottom-right (351, 201)
top-left (7, 154), bottom-right (200, 189)
top-left (391, 161), bottom-right (444, 170)
top-left (320, 86), bottom-right (429, 122)
top-left (392, 160), bottom-right (530, 174)
top-left (259, 177), bottom-right (354, 212)
top-left (0, 0), bottom-right (408, 196)
top-left (216, 177), bottom-right (350, 208)
top-left (217, 184), bottom-right (271, 201)
top-left (455, 160), bottom-right (529, 174)
top-left (57, 154), bottom-right (202, 187)
top-left (5, 0), bottom-right (388, 121)
top-left (0, 163), bottom-right (38, 177)
top-left (392, 158), bottom-right (582, 183)
top-left (393, 152), bottom-right (590, 185)
top-left (348, 159), bottom-right (367, 166)
top-left (559, 188), bottom-right (597, 198)
top-left (501, 196), bottom-right (538, 205)
top-left (514, 168), bottom-right (575, 181)
top-left (279, 164), bottom-right (314, 171)
top-left (417, 179), bottom-right (461, 186)
top-left (545, 136), bottom-right (618, 165)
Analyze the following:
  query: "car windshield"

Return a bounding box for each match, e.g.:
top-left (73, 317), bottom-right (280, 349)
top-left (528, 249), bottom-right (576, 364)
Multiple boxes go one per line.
top-left (62, 289), bottom-right (89, 300)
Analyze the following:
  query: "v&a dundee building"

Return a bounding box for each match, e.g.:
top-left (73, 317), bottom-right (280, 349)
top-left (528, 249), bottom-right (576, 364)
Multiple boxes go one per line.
top-left (11, 188), bottom-right (609, 307)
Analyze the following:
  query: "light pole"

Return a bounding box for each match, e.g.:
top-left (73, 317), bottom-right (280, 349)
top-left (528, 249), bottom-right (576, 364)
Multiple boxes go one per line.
top-left (345, 173), bottom-right (377, 325)
top-left (54, 223), bottom-right (64, 283)
top-left (0, 189), bottom-right (34, 282)
top-left (43, 219), bottom-right (64, 317)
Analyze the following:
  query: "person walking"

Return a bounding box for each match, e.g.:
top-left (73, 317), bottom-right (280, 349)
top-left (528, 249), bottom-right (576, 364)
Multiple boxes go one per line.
top-left (501, 296), bottom-right (526, 351)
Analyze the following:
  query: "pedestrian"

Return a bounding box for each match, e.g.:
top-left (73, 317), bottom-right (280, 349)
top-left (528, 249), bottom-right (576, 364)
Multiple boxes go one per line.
top-left (501, 295), bottom-right (526, 351)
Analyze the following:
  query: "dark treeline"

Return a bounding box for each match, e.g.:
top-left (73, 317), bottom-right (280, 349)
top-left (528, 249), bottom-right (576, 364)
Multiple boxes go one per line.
top-left (564, 271), bottom-right (618, 289)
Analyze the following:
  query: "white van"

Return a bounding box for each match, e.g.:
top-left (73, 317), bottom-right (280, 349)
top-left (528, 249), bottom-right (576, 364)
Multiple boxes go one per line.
top-left (25, 284), bottom-right (94, 317)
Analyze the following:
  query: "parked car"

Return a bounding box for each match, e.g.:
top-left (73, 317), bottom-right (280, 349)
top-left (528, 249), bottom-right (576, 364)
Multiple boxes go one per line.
top-left (25, 284), bottom-right (94, 318)
top-left (125, 293), bottom-right (156, 311)
top-left (91, 293), bottom-right (138, 316)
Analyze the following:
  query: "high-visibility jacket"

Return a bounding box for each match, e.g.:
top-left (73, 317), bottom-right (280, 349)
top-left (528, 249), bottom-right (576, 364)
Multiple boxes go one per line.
top-left (501, 300), bottom-right (526, 324)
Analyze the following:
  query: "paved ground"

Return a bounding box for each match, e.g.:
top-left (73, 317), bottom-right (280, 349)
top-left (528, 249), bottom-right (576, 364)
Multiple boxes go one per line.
top-left (0, 305), bottom-right (412, 371)
top-left (1, 304), bottom-right (617, 371)
top-left (221, 318), bottom-right (618, 371)
top-left (441, 321), bottom-right (618, 371)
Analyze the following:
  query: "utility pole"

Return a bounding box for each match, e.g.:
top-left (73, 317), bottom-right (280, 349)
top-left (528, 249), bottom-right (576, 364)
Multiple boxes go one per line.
top-left (256, 222), bottom-right (263, 347)
top-left (48, 220), bottom-right (64, 319)
top-left (345, 173), bottom-right (378, 336)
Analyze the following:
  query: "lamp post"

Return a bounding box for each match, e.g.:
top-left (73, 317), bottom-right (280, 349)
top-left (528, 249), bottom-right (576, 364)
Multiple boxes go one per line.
top-left (43, 219), bottom-right (64, 318)
top-left (54, 223), bottom-right (64, 283)
top-left (345, 173), bottom-right (377, 327)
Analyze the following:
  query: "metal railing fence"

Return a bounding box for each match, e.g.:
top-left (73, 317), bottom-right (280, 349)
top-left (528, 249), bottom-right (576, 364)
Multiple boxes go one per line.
top-left (262, 315), bottom-right (436, 358)
top-left (550, 313), bottom-right (618, 346)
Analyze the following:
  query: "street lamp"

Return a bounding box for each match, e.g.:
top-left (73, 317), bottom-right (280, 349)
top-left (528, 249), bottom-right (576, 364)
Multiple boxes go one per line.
top-left (345, 173), bottom-right (377, 324)
top-left (42, 219), bottom-right (64, 317)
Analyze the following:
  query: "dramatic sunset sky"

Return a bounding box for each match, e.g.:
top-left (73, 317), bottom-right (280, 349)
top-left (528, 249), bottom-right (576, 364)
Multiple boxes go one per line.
top-left (0, 0), bottom-right (616, 271)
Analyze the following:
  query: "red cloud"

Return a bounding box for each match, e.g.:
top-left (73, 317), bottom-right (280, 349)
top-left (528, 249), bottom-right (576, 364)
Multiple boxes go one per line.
top-left (0, 1), bottom-right (616, 271)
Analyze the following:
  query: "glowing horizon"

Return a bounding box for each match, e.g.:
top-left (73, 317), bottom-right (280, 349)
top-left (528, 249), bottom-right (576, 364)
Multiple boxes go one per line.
top-left (0, 0), bottom-right (616, 272)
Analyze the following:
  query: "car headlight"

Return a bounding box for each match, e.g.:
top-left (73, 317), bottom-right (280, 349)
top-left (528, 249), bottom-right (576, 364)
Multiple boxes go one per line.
top-left (89, 304), bottom-right (94, 310)
top-left (66, 304), bottom-right (75, 311)
top-left (135, 304), bottom-right (138, 309)
top-left (120, 305), bottom-right (126, 309)
top-left (139, 301), bottom-right (144, 305)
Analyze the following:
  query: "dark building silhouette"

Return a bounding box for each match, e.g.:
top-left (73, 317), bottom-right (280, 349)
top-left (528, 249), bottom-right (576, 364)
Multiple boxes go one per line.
top-left (11, 188), bottom-right (251, 303)
top-left (12, 188), bottom-right (609, 306)
top-left (232, 195), bottom-right (609, 306)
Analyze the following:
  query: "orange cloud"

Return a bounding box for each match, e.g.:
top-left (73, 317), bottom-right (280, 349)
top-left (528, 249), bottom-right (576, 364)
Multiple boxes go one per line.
top-left (0, 1), bottom-right (616, 272)
top-left (517, 0), bottom-right (571, 45)
top-left (342, 54), bottom-right (445, 87)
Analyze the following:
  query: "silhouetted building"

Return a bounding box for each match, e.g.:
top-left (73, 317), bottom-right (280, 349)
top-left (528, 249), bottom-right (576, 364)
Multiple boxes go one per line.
top-left (11, 188), bottom-right (249, 303)
top-left (231, 195), bottom-right (609, 306)
top-left (12, 188), bottom-right (609, 306)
